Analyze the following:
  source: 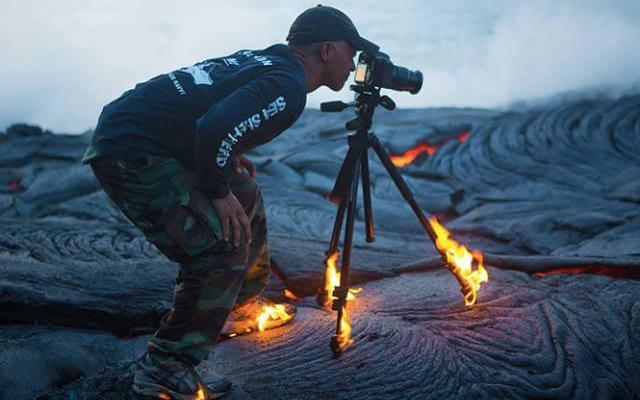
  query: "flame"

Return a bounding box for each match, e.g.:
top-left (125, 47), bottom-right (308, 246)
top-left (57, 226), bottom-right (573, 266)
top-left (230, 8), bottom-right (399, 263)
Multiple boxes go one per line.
top-left (323, 252), bottom-right (359, 306)
top-left (428, 216), bottom-right (488, 306)
top-left (256, 304), bottom-right (292, 332)
top-left (323, 252), bottom-right (340, 305)
top-left (160, 385), bottom-right (206, 399)
top-left (8, 181), bottom-right (20, 190)
top-left (333, 304), bottom-right (353, 351)
top-left (323, 252), bottom-right (362, 353)
top-left (283, 288), bottom-right (303, 301)
top-left (457, 132), bottom-right (469, 142)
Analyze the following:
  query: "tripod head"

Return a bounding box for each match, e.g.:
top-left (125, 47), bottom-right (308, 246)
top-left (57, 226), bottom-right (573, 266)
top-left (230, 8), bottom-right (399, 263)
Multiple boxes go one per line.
top-left (320, 85), bottom-right (396, 117)
top-left (321, 86), bottom-right (396, 155)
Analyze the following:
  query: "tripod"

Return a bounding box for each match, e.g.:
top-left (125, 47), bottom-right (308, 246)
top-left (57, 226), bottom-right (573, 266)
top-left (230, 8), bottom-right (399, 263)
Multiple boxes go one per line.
top-left (320, 85), bottom-right (473, 355)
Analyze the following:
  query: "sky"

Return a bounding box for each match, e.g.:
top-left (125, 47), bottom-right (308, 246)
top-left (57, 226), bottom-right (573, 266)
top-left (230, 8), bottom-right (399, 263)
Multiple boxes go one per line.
top-left (1, 0), bottom-right (639, 133)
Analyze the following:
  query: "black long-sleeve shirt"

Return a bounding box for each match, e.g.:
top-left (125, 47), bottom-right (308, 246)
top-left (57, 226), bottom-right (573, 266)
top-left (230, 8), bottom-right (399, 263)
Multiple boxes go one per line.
top-left (90, 44), bottom-right (307, 198)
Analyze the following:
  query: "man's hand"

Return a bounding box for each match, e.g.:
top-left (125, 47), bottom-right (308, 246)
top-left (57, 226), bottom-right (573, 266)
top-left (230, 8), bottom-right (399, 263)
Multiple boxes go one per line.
top-left (211, 193), bottom-right (252, 247)
top-left (233, 156), bottom-right (256, 177)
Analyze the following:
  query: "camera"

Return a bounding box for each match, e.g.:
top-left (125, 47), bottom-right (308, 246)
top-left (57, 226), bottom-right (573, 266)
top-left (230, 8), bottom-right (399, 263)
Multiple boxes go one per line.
top-left (354, 52), bottom-right (423, 94)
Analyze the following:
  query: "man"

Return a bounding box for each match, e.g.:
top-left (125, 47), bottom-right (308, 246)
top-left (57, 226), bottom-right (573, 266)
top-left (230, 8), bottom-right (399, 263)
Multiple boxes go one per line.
top-left (83, 5), bottom-right (378, 399)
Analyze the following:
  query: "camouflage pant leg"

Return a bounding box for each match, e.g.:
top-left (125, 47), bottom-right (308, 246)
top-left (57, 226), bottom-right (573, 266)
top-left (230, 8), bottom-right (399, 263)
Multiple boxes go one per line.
top-left (89, 156), bottom-right (269, 370)
top-left (234, 186), bottom-right (270, 307)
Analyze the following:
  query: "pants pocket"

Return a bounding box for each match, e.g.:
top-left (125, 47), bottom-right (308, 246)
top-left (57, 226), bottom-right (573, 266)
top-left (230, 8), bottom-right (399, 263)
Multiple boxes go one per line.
top-left (155, 189), bottom-right (222, 258)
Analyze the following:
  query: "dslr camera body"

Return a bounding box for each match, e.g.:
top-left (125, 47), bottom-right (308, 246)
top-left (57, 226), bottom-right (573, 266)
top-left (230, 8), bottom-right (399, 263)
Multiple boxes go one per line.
top-left (354, 52), bottom-right (423, 94)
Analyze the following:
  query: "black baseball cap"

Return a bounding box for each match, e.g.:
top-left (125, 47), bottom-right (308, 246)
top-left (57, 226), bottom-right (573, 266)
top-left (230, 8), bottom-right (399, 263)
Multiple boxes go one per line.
top-left (286, 5), bottom-right (379, 55)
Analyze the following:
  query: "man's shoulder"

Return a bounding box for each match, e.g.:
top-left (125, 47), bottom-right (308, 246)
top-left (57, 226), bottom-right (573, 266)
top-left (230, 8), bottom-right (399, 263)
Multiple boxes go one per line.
top-left (234, 45), bottom-right (307, 109)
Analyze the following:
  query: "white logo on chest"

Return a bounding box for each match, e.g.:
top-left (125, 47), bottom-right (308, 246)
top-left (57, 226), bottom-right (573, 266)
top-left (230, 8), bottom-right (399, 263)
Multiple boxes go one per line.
top-left (181, 61), bottom-right (216, 86)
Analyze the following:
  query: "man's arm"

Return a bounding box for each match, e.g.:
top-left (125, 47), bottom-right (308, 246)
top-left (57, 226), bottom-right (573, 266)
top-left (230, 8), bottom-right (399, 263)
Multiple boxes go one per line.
top-left (193, 72), bottom-right (305, 245)
top-left (194, 72), bottom-right (304, 199)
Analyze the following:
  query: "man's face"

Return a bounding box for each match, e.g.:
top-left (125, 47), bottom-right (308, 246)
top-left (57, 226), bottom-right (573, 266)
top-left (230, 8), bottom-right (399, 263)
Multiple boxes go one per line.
top-left (323, 41), bottom-right (356, 91)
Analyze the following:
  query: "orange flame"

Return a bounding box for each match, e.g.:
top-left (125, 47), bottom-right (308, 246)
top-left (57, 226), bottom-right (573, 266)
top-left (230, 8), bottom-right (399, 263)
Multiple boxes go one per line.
top-left (428, 216), bottom-right (488, 306)
top-left (323, 252), bottom-right (340, 306)
top-left (323, 252), bottom-right (360, 306)
top-left (256, 304), bottom-right (292, 332)
top-left (333, 304), bottom-right (353, 351)
top-left (159, 388), bottom-right (206, 400)
top-left (323, 252), bottom-right (362, 352)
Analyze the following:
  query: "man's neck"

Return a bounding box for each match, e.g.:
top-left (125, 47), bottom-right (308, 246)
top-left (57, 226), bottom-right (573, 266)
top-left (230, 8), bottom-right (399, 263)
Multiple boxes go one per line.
top-left (289, 47), bottom-right (322, 93)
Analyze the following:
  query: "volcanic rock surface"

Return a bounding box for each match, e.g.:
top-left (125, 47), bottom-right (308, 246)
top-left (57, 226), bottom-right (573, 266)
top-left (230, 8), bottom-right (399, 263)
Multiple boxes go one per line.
top-left (1, 95), bottom-right (639, 399)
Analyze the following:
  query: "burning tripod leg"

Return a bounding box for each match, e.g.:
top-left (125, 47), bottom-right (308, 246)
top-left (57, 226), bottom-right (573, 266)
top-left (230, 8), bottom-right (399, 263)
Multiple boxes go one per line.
top-left (370, 135), bottom-right (488, 306)
top-left (330, 156), bottom-right (361, 355)
top-left (317, 198), bottom-right (346, 308)
top-left (320, 153), bottom-right (363, 355)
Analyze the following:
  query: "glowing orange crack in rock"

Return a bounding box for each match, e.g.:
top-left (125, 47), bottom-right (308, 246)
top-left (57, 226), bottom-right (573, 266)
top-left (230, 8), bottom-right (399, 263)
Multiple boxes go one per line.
top-left (428, 216), bottom-right (488, 306)
top-left (390, 131), bottom-right (470, 168)
top-left (390, 143), bottom-right (438, 167)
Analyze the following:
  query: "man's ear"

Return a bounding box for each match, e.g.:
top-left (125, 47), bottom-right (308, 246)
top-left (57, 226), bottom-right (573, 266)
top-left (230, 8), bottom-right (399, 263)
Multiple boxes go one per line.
top-left (320, 41), bottom-right (335, 62)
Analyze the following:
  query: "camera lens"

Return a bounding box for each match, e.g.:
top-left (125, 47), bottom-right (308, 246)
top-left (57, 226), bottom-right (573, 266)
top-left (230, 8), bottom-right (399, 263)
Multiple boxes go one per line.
top-left (391, 67), bottom-right (423, 94)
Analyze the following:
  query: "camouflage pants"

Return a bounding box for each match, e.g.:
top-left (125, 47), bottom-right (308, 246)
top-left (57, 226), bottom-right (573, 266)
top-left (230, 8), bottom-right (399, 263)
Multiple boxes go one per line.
top-left (89, 155), bottom-right (269, 371)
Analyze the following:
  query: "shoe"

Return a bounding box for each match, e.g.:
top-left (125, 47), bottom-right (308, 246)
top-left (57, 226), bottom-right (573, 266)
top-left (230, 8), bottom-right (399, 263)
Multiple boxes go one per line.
top-left (133, 353), bottom-right (231, 399)
top-left (221, 297), bottom-right (297, 337)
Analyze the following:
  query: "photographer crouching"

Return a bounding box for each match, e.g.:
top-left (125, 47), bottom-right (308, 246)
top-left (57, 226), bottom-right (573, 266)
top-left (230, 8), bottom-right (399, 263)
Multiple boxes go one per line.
top-left (82, 5), bottom-right (379, 400)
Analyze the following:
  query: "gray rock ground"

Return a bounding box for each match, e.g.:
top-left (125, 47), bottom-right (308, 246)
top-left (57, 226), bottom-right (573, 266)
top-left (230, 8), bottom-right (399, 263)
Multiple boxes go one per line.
top-left (1, 94), bottom-right (639, 399)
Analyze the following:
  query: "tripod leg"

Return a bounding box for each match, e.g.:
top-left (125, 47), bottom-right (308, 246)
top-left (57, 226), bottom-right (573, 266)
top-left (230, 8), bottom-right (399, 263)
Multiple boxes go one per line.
top-left (327, 198), bottom-right (347, 255)
top-left (369, 135), bottom-right (438, 243)
top-left (361, 147), bottom-right (375, 243)
top-left (317, 198), bottom-right (348, 307)
top-left (334, 160), bottom-right (360, 338)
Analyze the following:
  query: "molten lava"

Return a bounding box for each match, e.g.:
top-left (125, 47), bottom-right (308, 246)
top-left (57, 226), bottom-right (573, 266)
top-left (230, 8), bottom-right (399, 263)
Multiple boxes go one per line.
top-left (283, 288), bottom-right (303, 301)
top-left (390, 143), bottom-right (438, 167)
top-left (390, 131), bottom-right (470, 167)
top-left (428, 216), bottom-right (488, 306)
top-left (534, 265), bottom-right (640, 280)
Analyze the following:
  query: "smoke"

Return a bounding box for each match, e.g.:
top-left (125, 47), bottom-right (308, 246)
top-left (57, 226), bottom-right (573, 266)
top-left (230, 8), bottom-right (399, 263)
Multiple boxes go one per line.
top-left (1, 0), bottom-right (639, 133)
top-left (417, 1), bottom-right (640, 109)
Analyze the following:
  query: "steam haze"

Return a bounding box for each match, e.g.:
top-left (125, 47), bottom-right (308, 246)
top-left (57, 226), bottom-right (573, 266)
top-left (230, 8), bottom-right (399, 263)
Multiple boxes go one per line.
top-left (1, 0), bottom-right (639, 133)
